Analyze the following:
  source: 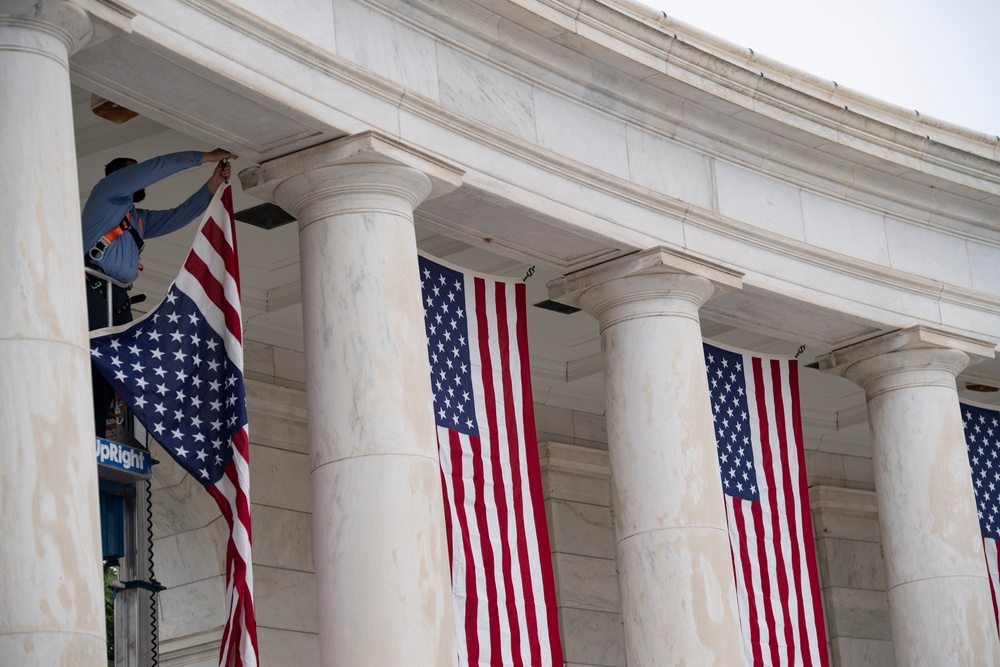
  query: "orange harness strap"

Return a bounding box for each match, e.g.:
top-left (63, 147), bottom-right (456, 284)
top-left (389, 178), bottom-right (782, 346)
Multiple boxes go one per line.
top-left (87, 210), bottom-right (145, 265)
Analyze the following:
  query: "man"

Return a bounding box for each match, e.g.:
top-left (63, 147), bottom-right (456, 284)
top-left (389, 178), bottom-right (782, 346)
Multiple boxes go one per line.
top-left (84, 148), bottom-right (237, 438)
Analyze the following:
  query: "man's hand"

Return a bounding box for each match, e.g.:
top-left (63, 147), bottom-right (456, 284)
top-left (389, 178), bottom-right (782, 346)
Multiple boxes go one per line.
top-left (204, 148), bottom-right (237, 194)
top-left (206, 159), bottom-right (234, 194)
top-left (203, 148), bottom-right (238, 163)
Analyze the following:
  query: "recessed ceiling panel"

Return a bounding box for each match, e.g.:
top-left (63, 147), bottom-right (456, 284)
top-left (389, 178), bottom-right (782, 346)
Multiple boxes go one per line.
top-left (416, 187), bottom-right (632, 272)
top-left (702, 285), bottom-right (885, 348)
top-left (72, 36), bottom-right (325, 156)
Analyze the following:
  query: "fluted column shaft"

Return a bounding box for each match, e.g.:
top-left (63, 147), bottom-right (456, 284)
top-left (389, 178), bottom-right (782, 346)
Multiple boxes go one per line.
top-left (821, 327), bottom-right (1000, 666)
top-left (240, 134), bottom-right (462, 666)
top-left (550, 249), bottom-right (744, 665)
top-left (0, 3), bottom-right (105, 666)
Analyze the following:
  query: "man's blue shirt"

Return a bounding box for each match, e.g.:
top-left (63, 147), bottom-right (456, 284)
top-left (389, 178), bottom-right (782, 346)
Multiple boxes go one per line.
top-left (82, 151), bottom-right (212, 283)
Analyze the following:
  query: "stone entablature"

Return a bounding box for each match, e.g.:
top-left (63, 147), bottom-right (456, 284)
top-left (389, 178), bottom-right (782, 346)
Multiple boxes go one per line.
top-left (67, 0), bottom-right (1000, 351)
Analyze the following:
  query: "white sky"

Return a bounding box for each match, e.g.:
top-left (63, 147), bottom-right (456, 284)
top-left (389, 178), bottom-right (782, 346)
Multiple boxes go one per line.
top-left (640, 0), bottom-right (999, 137)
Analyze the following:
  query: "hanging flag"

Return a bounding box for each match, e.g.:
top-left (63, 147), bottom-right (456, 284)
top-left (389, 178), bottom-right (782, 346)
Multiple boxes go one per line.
top-left (703, 342), bottom-right (829, 667)
top-left (960, 401), bottom-right (1000, 634)
top-left (418, 255), bottom-right (563, 667)
top-left (90, 187), bottom-right (258, 667)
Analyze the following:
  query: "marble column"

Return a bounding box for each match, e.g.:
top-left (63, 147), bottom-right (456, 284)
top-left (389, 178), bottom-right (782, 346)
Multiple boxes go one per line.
top-left (549, 247), bottom-right (745, 665)
top-left (0, 3), bottom-right (105, 666)
top-left (819, 326), bottom-right (1000, 666)
top-left (240, 132), bottom-right (463, 666)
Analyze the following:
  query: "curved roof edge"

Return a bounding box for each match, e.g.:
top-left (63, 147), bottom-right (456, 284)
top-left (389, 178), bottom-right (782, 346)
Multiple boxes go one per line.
top-left (602, 0), bottom-right (1000, 161)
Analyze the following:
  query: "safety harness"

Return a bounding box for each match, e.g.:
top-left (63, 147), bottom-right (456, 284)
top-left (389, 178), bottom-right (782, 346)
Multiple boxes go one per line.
top-left (87, 210), bottom-right (144, 263)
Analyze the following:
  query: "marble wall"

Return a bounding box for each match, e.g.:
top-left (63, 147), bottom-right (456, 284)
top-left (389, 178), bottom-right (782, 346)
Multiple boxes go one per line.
top-left (811, 487), bottom-right (895, 665)
top-left (805, 450), bottom-right (876, 491)
top-left (538, 441), bottom-right (625, 667)
top-left (243, 339), bottom-right (308, 391)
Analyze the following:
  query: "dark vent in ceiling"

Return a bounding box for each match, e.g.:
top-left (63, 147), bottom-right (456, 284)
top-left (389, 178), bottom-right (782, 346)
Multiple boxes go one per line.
top-left (234, 202), bottom-right (295, 230)
top-left (533, 299), bottom-right (581, 315)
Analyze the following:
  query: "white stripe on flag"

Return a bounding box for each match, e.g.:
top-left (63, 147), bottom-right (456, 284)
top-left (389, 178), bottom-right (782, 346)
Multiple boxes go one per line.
top-left (742, 359), bottom-right (772, 664)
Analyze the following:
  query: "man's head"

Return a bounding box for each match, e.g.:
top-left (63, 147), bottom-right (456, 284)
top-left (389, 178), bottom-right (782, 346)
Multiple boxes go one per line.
top-left (104, 157), bottom-right (145, 203)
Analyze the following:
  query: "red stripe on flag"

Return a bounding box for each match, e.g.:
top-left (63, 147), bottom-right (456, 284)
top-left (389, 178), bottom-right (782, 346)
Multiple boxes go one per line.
top-left (493, 282), bottom-right (529, 662)
top-left (199, 214), bottom-right (239, 287)
top-left (753, 497), bottom-right (779, 665)
top-left (778, 360), bottom-right (811, 667)
top-left (987, 538), bottom-right (1000, 638)
top-left (230, 429), bottom-right (253, 544)
top-left (504, 282), bottom-right (538, 665)
top-left (514, 279), bottom-right (563, 665)
top-left (220, 187), bottom-right (242, 299)
top-left (751, 357), bottom-right (782, 667)
top-left (440, 464), bottom-right (454, 569)
top-left (732, 499), bottom-right (760, 665)
top-left (486, 279), bottom-right (521, 664)
top-left (475, 277), bottom-right (507, 664)
top-left (207, 455), bottom-right (256, 666)
top-left (183, 250), bottom-right (242, 344)
top-left (451, 430), bottom-right (481, 663)
top-left (768, 359), bottom-right (797, 665)
top-left (203, 435), bottom-right (255, 667)
top-left (789, 361), bottom-right (829, 666)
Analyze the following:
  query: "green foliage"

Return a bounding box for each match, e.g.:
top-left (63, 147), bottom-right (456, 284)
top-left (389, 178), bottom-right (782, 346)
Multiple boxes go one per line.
top-left (103, 563), bottom-right (116, 667)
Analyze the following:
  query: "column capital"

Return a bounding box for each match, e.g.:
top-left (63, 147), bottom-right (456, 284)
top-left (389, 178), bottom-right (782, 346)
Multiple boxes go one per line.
top-left (239, 131), bottom-right (464, 208)
top-left (0, 0), bottom-right (92, 55)
top-left (818, 325), bottom-right (996, 394)
top-left (547, 246), bottom-right (743, 325)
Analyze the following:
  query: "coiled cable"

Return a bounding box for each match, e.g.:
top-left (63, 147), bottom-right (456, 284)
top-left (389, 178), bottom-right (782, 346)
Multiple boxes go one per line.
top-left (146, 477), bottom-right (159, 666)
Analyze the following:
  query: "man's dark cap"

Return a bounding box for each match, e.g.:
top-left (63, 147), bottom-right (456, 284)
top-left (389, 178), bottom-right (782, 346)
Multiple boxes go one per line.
top-left (105, 157), bottom-right (136, 177)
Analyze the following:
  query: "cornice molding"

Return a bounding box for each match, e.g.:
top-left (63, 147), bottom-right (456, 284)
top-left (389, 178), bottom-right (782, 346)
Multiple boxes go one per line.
top-left (166, 0), bottom-right (1000, 224)
top-left (573, 0), bottom-right (1000, 162)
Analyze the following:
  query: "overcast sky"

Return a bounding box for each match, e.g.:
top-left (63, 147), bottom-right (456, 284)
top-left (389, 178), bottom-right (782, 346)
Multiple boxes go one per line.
top-left (640, 0), bottom-right (998, 137)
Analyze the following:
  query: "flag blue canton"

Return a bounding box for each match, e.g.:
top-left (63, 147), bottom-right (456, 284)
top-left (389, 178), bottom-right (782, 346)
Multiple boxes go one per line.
top-left (962, 403), bottom-right (1000, 540)
top-left (419, 256), bottom-right (478, 436)
top-left (704, 343), bottom-right (759, 501)
top-left (90, 286), bottom-right (247, 487)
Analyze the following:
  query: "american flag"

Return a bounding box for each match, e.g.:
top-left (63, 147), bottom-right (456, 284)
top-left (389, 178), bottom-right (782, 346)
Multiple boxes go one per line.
top-left (960, 401), bottom-right (1000, 633)
top-left (703, 342), bottom-right (828, 666)
top-left (419, 255), bottom-right (563, 666)
top-left (90, 187), bottom-right (258, 667)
